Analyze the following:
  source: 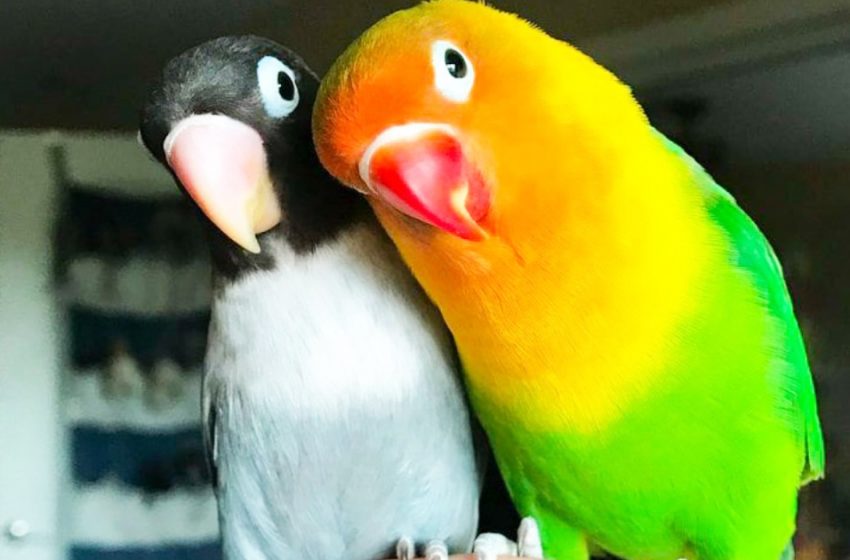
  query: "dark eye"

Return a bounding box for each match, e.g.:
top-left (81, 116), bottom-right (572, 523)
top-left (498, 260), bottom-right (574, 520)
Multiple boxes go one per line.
top-left (278, 71), bottom-right (295, 101)
top-left (257, 56), bottom-right (300, 118)
top-left (444, 49), bottom-right (467, 79)
top-left (431, 40), bottom-right (474, 103)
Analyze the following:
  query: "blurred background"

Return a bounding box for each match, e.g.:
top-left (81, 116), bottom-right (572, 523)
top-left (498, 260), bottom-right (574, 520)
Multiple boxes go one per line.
top-left (2, 1), bottom-right (850, 559)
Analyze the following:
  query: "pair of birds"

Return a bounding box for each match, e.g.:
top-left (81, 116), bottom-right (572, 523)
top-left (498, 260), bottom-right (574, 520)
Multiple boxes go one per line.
top-left (139, 1), bottom-right (824, 560)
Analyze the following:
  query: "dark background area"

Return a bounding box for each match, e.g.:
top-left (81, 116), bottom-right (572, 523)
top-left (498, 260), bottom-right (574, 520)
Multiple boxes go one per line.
top-left (0, 0), bottom-right (740, 129)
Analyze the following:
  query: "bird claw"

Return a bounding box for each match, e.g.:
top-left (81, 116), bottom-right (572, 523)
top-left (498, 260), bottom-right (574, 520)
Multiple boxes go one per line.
top-left (394, 537), bottom-right (449, 560)
top-left (396, 536), bottom-right (415, 560)
top-left (473, 516), bottom-right (543, 559)
top-left (473, 532), bottom-right (517, 560)
top-left (517, 517), bottom-right (543, 558)
top-left (425, 540), bottom-right (449, 560)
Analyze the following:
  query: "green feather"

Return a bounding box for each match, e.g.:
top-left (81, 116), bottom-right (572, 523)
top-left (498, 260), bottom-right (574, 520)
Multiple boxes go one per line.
top-left (476, 132), bottom-right (826, 560)
top-left (657, 130), bottom-right (825, 483)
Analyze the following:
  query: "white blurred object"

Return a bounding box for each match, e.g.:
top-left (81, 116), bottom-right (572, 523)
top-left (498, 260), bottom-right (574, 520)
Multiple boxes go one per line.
top-left (70, 479), bottom-right (218, 548)
top-left (0, 133), bottom-right (66, 560)
top-left (146, 358), bottom-right (185, 410)
top-left (101, 340), bottom-right (145, 399)
top-left (65, 256), bottom-right (210, 316)
top-left (66, 369), bottom-right (202, 432)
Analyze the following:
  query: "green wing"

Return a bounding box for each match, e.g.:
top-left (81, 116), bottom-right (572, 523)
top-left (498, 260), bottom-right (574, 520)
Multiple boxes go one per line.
top-left (656, 130), bottom-right (825, 483)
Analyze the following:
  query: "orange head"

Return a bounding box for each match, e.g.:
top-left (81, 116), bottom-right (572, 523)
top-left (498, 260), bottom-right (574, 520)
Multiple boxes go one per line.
top-left (313, 0), bottom-right (656, 259)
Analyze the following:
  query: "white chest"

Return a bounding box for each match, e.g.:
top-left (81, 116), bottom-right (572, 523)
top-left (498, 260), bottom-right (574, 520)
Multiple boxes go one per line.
top-left (205, 224), bottom-right (453, 415)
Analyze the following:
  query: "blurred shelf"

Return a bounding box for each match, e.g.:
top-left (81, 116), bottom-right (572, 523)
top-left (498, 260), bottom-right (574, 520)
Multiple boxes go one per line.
top-left (70, 480), bottom-right (218, 548)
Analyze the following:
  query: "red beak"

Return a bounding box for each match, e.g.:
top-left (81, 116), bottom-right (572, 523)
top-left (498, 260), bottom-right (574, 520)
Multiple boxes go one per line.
top-left (359, 124), bottom-right (490, 241)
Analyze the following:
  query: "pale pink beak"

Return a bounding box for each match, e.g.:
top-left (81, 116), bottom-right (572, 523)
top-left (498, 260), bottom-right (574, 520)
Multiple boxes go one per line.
top-left (164, 114), bottom-right (282, 253)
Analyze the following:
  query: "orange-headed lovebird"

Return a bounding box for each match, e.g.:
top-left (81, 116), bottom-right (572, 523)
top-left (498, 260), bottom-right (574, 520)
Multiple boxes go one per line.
top-left (311, 2), bottom-right (825, 559)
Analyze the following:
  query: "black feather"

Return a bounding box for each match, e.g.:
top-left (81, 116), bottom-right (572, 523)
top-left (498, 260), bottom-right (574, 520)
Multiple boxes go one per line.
top-left (139, 35), bottom-right (369, 282)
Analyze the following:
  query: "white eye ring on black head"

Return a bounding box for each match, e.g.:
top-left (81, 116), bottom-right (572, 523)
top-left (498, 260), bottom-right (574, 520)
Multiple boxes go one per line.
top-left (257, 55), bottom-right (299, 118)
top-left (431, 40), bottom-right (474, 103)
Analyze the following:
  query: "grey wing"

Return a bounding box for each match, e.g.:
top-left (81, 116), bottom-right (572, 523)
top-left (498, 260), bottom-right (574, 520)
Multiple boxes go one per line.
top-left (202, 382), bottom-right (220, 492)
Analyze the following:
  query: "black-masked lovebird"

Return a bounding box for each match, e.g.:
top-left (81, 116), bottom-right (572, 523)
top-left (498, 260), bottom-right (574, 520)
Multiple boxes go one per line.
top-left (312, 3), bottom-right (825, 560)
top-left (139, 35), bottom-right (483, 560)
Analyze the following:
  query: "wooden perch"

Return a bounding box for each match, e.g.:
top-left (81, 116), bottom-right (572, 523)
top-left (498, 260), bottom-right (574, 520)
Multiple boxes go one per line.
top-left (408, 557), bottom-right (523, 560)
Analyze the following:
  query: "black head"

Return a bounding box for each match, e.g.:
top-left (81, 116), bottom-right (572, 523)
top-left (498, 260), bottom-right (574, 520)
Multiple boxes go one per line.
top-left (140, 36), bottom-right (318, 163)
top-left (139, 36), bottom-right (365, 278)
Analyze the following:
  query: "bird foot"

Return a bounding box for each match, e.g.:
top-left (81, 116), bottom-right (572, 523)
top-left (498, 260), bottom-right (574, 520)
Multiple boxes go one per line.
top-left (473, 516), bottom-right (542, 559)
top-left (517, 517), bottom-right (543, 557)
top-left (396, 536), bottom-right (415, 560)
top-left (394, 537), bottom-right (449, 560)
top-left (424, 540), bottom-right (449, 560)
top-left (473, 532), bottom-right (517, 560)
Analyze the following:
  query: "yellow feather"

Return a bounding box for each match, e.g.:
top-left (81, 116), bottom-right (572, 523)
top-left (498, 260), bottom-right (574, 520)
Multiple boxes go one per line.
top-left (321, 0), bottom-right (726, 434)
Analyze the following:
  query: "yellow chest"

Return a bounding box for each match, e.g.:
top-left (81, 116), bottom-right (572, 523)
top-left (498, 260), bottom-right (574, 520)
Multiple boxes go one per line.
top-left (450, 260), bottom-right (695, 435)
top-left (376, 165), bottom-right (717, 435)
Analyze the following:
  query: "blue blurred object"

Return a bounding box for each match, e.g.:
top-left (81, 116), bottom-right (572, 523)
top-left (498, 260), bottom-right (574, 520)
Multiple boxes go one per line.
top-left (71, 427), bottom-right (204, 487)
top-left (71, 543), bottom-right (221, 560)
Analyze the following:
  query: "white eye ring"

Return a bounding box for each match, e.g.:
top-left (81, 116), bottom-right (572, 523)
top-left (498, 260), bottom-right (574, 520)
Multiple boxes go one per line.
top-left (431, 40), bottom-right (474, 103)
top-left (257, 55), bottom-right (299, 118)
